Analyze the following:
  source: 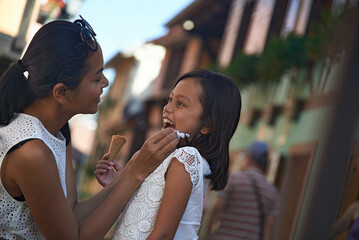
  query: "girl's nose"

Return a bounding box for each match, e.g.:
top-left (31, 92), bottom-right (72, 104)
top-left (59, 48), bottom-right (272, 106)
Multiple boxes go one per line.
top-left (163, 103), bottom-right (172, 115)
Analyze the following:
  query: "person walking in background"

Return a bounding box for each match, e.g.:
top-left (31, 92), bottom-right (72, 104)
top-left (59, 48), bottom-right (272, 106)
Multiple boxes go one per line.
top-left (204, 141), bottom-right (279, 240)
top-left (95, 69), bottom-right (242, 239)
top-left (0, 16), bottom-right (178, 239)
top-left (329, 200), bottom-right (359, 239)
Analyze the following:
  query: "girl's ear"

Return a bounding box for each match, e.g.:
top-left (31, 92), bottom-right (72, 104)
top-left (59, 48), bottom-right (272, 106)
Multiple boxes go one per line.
top-left (52, 83), bottom-right (70, 104)
top-left (200, 119), bottom-right (212, 135)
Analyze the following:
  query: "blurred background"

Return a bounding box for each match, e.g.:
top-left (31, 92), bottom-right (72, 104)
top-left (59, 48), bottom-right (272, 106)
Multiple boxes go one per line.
top-left (0, 0), bottom-right (358, 239)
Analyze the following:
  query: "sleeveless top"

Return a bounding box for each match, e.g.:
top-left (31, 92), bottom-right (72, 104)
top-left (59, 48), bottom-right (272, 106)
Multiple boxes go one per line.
top-left (0, 113), bottom-right (67, 240)
top-left (113, 146), bottom-right (211, 240)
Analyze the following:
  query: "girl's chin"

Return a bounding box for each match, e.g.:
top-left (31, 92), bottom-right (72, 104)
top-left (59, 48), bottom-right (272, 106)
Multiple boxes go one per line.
top-left (177, 138), bottom-right (187, 147)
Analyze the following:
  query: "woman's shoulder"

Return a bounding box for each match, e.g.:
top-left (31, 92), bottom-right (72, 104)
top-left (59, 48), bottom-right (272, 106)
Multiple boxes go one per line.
top-left (9, 139), bottom-right (54, 164)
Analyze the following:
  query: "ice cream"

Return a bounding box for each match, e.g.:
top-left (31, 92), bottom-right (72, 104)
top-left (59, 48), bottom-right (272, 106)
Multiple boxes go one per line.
top-left (108, 135), bottom-right (126, 162)
top-left (175, 130), bottom-right (190, 139)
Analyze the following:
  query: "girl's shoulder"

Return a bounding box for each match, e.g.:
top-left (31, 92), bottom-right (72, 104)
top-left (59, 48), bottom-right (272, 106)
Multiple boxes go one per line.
top-left (172, 146), bottom-right (203, 162)
top-left (171, 146), bottom-right (208, 188)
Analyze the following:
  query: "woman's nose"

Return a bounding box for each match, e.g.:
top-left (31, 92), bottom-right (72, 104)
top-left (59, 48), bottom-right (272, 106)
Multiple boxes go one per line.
top-left (102, 76), bottom-right (109, 88)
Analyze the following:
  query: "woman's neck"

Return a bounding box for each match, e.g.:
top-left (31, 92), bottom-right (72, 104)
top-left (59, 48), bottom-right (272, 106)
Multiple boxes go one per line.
top-left (23, 98), bottom-right (72, 136)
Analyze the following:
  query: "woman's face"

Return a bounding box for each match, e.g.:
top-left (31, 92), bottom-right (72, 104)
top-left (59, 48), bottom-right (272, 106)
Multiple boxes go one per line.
top-left (163, 77), bottom-right (205, 145)
top-left (69, 45), bottom-right (109, 114)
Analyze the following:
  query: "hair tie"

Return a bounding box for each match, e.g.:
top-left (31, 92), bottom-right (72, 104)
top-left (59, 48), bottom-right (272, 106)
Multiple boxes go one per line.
top-left (17, 60), bottom-right (29, 79)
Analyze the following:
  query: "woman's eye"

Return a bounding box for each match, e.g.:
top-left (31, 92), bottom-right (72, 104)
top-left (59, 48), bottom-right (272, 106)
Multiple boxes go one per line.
top-left (177, 101), bottom-right (184, 107)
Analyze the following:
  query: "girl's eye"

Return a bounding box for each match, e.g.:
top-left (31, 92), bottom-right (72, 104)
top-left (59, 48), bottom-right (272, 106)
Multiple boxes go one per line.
top-left (167, 97), bottom-right (172, 103)
top-left (177, 101), bottom-right (184, 107)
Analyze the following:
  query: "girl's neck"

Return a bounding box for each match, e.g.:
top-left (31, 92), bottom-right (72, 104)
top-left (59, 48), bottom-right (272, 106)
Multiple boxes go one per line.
top-left (23, 98), bottom-right (72, 136)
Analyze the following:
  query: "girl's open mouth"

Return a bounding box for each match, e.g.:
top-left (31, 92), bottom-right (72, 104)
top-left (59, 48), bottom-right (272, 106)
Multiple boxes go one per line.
top-left (163, 118), bottom-right (175, 129)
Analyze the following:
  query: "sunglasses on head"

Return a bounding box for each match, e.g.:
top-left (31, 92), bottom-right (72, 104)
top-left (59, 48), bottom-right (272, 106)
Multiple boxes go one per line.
top-left (74, 15), bottom-right (98, 51)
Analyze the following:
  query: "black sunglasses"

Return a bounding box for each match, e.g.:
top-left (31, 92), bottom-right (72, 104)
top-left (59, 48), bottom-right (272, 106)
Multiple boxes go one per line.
top-left (74, 15), bottom-right (98, 51)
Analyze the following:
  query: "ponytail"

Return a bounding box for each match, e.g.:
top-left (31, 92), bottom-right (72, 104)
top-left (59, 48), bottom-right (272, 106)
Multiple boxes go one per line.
top-left (0, 60), bottom-right (31, 125)
top-left (0, 20), bottom-right (95, 125)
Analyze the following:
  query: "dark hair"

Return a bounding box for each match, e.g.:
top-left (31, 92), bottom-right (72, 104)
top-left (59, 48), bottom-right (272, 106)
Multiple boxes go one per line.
top-left (175, 69), bottom-right (242, 190)
top-left (0, 20), bottom-right (94, 125)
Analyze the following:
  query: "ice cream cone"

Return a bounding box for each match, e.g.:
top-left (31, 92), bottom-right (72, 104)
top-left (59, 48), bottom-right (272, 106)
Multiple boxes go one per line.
top-left (108, 135), bottom-right (126, 162)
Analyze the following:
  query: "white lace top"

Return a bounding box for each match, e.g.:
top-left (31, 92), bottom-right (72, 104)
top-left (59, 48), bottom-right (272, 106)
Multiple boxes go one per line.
top-left (113, 146), bottom-right (211, 240)
top-left (0, 113), bottom-right (67, 240)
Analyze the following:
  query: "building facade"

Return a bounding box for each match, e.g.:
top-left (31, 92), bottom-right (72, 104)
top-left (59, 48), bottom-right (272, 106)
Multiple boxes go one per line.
top-left (90, 0), bottom-right (359, 239)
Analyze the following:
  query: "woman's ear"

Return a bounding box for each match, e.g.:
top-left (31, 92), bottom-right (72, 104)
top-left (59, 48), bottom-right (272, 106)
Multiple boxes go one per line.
top-left (52, 83), bottom-right (70, 104)
top-left (200, 119), bottom-right (212, 135)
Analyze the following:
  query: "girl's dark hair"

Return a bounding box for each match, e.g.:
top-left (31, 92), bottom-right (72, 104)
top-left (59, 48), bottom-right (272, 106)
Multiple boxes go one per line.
top-left (175, 69), bottom-right (241, 190)
top-left (0, 20), bottom-right (92, 125)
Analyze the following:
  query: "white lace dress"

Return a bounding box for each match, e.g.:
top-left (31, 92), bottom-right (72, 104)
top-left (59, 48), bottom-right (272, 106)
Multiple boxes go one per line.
top-left (0, 113), bottom-right (67, 240)
top-left (113, 146), bottom-right (211, 240)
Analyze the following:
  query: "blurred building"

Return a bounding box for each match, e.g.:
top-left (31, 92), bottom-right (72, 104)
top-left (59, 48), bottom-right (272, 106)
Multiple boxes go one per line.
top-left (0, 0), bottom-right (39, 75)
top-left (88, 43), bottom-right (166, 166)
top-left (0, 0), bottom-right (78, 76)
top-left (89, 0), bottom-right (359, 239)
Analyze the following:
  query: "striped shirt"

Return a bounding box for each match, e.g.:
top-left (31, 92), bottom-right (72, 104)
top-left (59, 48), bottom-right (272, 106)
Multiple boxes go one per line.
top-left (210, 168), bottom-right (279, 240)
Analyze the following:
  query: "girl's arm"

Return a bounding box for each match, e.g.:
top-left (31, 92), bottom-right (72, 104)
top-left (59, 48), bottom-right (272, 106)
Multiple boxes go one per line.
top-left (72, 153), bottom-right (136, 223)
top-left (6, 128), bottom-right (178, 240)
top-left (147, 158), bottom-right (193, 240)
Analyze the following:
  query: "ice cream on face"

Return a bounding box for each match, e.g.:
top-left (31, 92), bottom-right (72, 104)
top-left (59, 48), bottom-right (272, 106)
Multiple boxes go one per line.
top-left (163, 118), bottom-right (190, 139)
top-left (175, 130), bottom-right (190, 139)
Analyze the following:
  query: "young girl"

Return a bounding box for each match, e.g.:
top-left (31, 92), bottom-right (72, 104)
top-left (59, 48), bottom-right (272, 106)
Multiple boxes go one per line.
top-left (0, 17), bottom-right (178, 239)
top-left (95, 69), bottom-right (242, 239)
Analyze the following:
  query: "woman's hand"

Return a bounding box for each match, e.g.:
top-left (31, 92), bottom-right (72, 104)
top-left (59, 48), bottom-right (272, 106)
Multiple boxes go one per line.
top-left (94, 153), bottom-right (122, 187)
top-left (128, 128), bottom-right (179, 181)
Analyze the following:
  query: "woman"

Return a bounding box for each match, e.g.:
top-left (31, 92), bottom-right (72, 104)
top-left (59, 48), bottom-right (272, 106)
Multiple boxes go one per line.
top-left (0, 16), bottom-right (178, 239)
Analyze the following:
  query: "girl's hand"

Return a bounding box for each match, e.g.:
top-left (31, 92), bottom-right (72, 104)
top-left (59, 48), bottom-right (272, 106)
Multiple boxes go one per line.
top-left (94, 153), bottom-right (122, 187)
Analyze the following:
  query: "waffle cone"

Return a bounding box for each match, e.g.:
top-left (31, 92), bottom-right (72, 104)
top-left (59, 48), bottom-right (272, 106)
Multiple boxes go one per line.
top-left (108, 135), bottom-right (126, 161)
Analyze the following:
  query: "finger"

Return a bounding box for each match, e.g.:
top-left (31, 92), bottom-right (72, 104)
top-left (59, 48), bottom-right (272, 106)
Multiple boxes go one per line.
top-left (155, 131), bottom-right (178, 151)
top-left (97, 160), bottom-right (114, 166)
top-left (158, 136), bottom-right (179, 158)
top-left (97, 159), bottom-right (114, 166)
top-left (96, 163), bottom-right (113, 170)
top-left (148, 128), bottom-right (175, 144)
top-left (112, 161), bottom-right (122, 172)
top-left (94, 169), bottom-right (107, 175)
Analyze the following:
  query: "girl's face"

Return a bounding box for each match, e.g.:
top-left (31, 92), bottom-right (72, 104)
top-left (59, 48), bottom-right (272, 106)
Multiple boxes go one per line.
top-left (68, 45), bottom-right (109, 114)
top-left (163, 78), bottom-right (205, 144)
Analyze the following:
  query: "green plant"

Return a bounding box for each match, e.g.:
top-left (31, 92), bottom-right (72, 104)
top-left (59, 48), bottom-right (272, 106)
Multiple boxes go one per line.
top-left (207, 6), bottom-right (356, 91)
top-left (208, 53), bottom-right (260, 89)
top-left (257, 33), bottom-right (307, 84)
top-left (225, 53), bottom-right (260, 88)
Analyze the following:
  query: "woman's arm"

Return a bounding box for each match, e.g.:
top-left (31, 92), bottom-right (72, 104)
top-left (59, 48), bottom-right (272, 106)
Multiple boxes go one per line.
top-left (72, 154), bottom-right (135, 223)
top-left (147, 158), bottom-right (193, 240)
top-left (65, 144), bottom-right (78, 209)
top-left (6, 128), bottom-right (178, 240)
